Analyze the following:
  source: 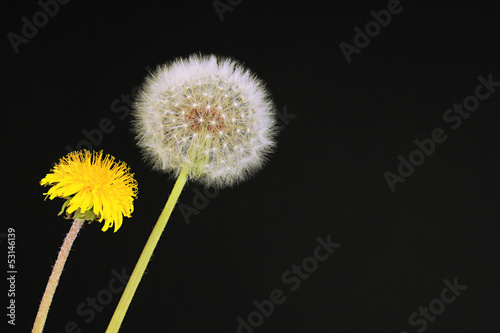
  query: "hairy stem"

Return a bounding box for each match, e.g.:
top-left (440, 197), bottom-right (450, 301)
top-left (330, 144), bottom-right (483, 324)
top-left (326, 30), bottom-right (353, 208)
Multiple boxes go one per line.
top-left (32, 218), bottom-right (85, 333)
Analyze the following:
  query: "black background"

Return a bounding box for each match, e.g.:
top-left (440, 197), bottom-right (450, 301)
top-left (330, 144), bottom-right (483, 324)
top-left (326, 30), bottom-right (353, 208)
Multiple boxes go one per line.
top-left (3, 1), bottom-right (500, 332)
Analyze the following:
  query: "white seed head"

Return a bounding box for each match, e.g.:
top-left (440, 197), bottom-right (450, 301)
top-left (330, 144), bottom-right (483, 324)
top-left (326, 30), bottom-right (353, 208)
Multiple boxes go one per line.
top-left (132, 54), bottom-right (278, 188)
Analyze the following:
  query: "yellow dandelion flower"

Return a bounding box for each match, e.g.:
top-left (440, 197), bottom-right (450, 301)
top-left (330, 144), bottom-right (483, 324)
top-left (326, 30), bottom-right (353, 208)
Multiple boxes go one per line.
top-left (40, 150), bottom-right (138, 232)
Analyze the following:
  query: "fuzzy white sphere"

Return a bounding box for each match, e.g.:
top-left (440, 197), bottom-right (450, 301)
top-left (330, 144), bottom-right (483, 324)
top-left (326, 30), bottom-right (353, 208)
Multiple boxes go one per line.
top-left (132, 54), bottom-right (278, 188)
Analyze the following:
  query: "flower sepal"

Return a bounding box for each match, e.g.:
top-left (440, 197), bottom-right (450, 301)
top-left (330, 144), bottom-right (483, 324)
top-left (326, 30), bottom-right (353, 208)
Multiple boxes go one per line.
top-left (58, 198), bottom-right (96, 221)
top-left (72, 208), bottom-right (96, 222)
top-left (57, 197), bottom-right (71, 217)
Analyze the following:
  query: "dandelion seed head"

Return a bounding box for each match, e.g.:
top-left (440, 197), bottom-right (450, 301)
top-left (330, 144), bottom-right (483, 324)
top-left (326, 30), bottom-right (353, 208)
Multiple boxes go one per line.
top-left (133, 54), bottom-right (278, 188)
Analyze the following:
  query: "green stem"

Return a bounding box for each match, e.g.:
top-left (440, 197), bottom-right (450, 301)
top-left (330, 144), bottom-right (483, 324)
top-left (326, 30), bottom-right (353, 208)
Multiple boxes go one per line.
top-left (106, 167), bottom-right (189, 333)
top-left (32, 218), bottom-right (85, 333)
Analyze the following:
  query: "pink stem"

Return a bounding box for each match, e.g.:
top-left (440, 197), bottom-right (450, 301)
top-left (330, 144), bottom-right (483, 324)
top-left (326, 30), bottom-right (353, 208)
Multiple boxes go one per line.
top-left (32, 219), bottom-right (84, 333)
